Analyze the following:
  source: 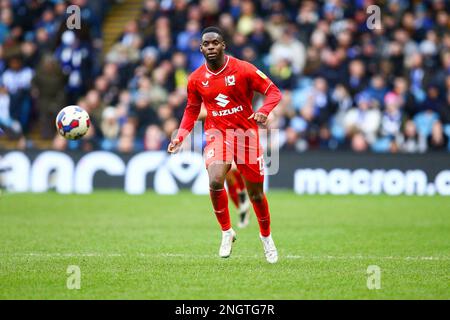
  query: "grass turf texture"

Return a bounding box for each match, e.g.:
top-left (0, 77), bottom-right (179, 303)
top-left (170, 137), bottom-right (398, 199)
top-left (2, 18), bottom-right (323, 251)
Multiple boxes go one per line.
top-left (0, 192), bottom-right (448, 299)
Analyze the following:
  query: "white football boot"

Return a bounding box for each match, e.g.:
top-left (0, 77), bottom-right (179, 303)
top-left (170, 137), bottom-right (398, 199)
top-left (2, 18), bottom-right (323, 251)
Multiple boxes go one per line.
top-left (219, 228), bottom-right (237, 258)
top-left (237, 191), bottom-right (251, 228)
top-left (260, 233), bottom-right (278, 264)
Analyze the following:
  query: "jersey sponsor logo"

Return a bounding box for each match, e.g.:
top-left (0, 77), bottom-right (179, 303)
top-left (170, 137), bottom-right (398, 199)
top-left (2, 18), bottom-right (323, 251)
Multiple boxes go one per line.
top-left (225, 75), bottom-right (235, 86)
top-left (202, 80), bottom-right (209, 87)
top-left (256, 70), bottom-right (268, 79)
top-left (215, 93), bottom-right (230, 107)
top-left (212, 105), bottom-right (243, 117)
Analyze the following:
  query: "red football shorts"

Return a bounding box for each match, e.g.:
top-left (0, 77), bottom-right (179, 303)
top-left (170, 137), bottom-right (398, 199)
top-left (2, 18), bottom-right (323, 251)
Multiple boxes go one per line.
top-left (204, 128), bottom-right (265, 183)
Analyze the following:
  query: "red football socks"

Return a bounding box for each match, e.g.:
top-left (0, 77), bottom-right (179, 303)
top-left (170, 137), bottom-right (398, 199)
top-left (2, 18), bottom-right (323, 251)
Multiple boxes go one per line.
top-left (209, 188), bottom-right (231, 231)
top-left (251, 195), bottom-right (271, 237)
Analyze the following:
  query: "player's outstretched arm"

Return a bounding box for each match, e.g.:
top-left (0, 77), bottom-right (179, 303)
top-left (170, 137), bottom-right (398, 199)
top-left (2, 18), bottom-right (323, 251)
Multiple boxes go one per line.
top-left (167, 106), bottom-right (199, 153)
top-left (167, 79), bottom-right (202, 153)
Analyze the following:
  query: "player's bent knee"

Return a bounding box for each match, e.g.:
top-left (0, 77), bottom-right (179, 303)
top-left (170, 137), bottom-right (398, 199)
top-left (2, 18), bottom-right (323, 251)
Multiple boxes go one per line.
top-left (209, 179), bottom-right (224, 191)
top-left (248, 191), bottom-right (264, 202)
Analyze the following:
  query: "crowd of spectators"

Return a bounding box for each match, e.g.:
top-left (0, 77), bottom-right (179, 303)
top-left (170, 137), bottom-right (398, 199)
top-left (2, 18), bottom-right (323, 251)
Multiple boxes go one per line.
top-left (0, 0), bottom-right (449, 153)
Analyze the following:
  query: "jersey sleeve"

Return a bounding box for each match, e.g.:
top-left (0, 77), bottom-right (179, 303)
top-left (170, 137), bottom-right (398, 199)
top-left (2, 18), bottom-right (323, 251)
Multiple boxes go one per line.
top-left (175, 78), bottom-right (202, 142)
top-left (244, 61), bottom-right (282, 116)
top-left (244, 62), bottom-right (274, 95)
top-left (187, 77), bottom-right (203, 106)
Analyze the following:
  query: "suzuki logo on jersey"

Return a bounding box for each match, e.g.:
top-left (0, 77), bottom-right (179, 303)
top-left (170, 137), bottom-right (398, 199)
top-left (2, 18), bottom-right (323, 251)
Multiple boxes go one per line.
top-left (215, 93), bottom-right (230, 107)
top-left (225, 75), bottom-right (235, 86)
top-left (212, 105), bottom-right (243, 117)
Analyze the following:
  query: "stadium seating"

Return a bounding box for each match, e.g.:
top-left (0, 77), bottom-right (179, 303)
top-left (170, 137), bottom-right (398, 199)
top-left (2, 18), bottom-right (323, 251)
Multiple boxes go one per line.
top-left (0, 0), bottom-right (449, 153)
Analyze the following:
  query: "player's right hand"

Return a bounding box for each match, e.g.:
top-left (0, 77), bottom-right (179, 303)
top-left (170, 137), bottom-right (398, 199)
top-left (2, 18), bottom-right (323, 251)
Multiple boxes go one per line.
top-left (248, 112), bottom-right (269, 126)
top-left (167, 138), bottom-right (182, 153)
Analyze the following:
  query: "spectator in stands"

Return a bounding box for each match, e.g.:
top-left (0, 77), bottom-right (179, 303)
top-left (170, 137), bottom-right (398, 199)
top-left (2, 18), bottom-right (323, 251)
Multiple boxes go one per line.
top-left (317, 47), bottom-right (347, 88)
top-left (100, 106), bottom-right (119, 151)
top-left (236, 0), bottom-right (256, 36)
top-left (0, 81), bottom-right (21, 136)
top-left (176, 20), bottom-right (201, 52)
top-left (405, 52), bottom-right (429, 105)
top-left (184, 34), bottom-right (204, 72)
top-left (20, 36), bottom-right (39, 68)
top-left (427, 121), bottom-right (449, 152)
top-left (439, 91), bottom-right (450, 125)
top-left (101, 62), bottom-right (121, 103)
top-left (392, 76), bottom-right (418, 118)
top-left (269, 58), bottom-right (295, 90)
top-left (117, 120), bottom-right (136, 153)
top-left (35, 27), bottom-right (52, 55)
top-left (344, 92), bottom-right (381, 146)
top-left (351, 132), bottom-right (369, 153)
top-left (380, 92), bottom-right (402, 139)
top-left (346, 60), bottom-right (368, 96)
top-left (31, 54), bottom-right (67, 139)
top-left (35, 8), bottom-right (58, 38)
top-left (365, 75), bottom-right (388, 107)
top-left (421, 84), bottom-right (445, 113)
top-left (296, 0), bottom-right (319, 45)
top-left (329, 84), bottom-right (352, 144)
top-left (144, 124), bottom-right (163, 151)
top-left (71, 0), bottom-right (102, 40)
top-left (269, 26), bottom-right (306, 75)
top-left (435, 51), bottom-right (450, 92)
top-left (373, 92), bottom-right (403, 152)
top-left (52, 134), bottom-right (67, 151)
top-left (265, 3), bottom-right (287, 41)
top-left (55, 30), bottom-right (92, 104)
top-left (228, 32), bottom-right (248, 59)
top-left (170, 51), bottom-right (188, 91)
top-left (301, 77), bottom-right (335, 129)
top-left (161, 116), bottom-right (178, 150)
top-left (129, 95), bottom-right (159, 138)
top-left (83, 89), bottom-right (104, 135)
top-left (281, 126), bottom-right (305, 152)
top-left (0, 6), bottom-right (13, 45)
top-left (248, 18), bottom-right (272, 55)
top-left (1, 55), bottom-right (33, 133)
top-left (396, 120), bottom-right (427, 153)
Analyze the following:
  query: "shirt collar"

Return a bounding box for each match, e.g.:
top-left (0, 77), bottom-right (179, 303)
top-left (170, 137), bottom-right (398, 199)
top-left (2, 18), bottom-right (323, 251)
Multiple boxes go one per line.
top-left (205, 55), bottom-right (230, 76)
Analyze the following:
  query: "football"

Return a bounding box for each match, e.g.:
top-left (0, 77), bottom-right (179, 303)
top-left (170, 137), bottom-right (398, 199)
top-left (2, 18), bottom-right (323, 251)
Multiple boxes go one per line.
top-left (55, 105), bottom-right (90, 140)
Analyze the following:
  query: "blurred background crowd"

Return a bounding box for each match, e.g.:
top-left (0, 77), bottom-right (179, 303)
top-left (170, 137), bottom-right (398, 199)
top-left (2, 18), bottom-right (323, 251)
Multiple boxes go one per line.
top-left (0, 0), bottom-right (449, 153)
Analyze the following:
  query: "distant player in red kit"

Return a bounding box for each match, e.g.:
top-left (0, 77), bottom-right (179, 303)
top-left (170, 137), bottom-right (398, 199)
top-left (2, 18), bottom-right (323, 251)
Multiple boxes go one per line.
top-left (226, 167), bottom-right (251, 228)
top-left (168, 27), bottom-right (282, 263)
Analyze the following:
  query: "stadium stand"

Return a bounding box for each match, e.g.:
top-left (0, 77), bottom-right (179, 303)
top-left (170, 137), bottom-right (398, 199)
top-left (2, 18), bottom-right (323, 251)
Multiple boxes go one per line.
top-left (0, 0), bottom-right (449, 153)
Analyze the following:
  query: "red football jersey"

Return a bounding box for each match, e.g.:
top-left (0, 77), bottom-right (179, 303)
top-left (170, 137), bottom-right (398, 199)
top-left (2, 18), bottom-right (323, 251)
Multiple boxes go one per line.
top-left (176, 55), bottom-right (278, 141)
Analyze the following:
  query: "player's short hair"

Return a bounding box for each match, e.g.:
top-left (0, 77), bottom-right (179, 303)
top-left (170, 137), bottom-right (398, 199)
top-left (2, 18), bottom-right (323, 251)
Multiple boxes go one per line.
top-left (201, 27), bottom-right (224, 40)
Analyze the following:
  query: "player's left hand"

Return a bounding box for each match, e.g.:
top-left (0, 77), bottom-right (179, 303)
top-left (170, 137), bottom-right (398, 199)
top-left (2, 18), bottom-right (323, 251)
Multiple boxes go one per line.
top-left (167, 138), bottom-right (182, 153)
top-left (248, 112), bottom-right (268, 126)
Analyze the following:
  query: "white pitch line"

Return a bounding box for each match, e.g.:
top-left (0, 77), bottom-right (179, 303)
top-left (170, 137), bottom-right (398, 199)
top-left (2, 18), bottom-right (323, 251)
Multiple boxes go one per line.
top-left (285, 255), bottom-right (448, 261)
top-left (0, 252), bottom-right (448, 261)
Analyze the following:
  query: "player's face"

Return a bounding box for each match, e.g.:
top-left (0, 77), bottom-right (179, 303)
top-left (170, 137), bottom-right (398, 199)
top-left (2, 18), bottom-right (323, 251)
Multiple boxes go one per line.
top-left (200, 32), bottom-right (225, 63)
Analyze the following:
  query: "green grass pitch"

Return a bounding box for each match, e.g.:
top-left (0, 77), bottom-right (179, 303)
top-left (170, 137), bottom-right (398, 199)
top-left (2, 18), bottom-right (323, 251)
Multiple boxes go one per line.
top-left (0, 191), bottom-right (448, 299)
